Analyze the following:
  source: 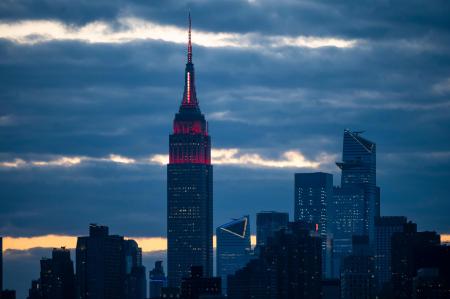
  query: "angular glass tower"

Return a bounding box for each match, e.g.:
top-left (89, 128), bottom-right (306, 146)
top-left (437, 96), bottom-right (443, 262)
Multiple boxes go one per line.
top-left (216, 216), bottom-right (251, 293)
top-left (167, 14), bottom-right (213, 287)
top-left (328, 130), bottom-right (380, 278)
top-left (336, 129), bottom-right (380, 243)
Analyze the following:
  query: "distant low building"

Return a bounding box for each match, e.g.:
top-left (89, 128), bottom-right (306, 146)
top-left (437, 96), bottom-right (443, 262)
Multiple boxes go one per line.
top-left (149, 261), bottom-right (167, 299)
top-left (27, 247), bottom-right (75, 299)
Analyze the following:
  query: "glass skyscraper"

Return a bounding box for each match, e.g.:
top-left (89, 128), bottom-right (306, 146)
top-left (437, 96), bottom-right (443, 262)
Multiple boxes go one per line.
top-left (329, 129), bottom-right (380, 278)
top-left (216, 215), bottom-right (251, 293)
top-left (336, 129), bottom-right (380, 243)
top-left (167, 14), bottom-right (213, 287)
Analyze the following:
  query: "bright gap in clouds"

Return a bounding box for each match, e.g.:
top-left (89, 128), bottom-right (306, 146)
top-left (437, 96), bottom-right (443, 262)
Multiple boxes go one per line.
top-left (0, 149), bottom-right (336, 169)
top-left (0, 18), bottom-right (357, 49)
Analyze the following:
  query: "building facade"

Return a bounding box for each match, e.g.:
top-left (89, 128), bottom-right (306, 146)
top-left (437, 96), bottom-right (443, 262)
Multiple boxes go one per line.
top-left (167, 14), bottom-right (213, 287)
top-left (294, 172), bottom-right (333, 277)
top-left (27, 248), bottom-right (75, 299)
top-left (340, 236), bottom-right (376, 299)
top-left (255, 211), bottom-right (289, 248)
top-left (374, 216), bottom-right (407, 292)
top-left (328, 130), bottom-right (380, 278)
top-left (216, 216), bottom-right (251, 293)
top-left (76, 224), bottom-right (125, 299)
top-left (228, 221), bottom-right (322, 299)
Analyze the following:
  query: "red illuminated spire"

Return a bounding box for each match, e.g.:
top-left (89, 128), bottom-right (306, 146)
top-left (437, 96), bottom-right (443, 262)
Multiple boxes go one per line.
top-left (188, 12), bottom-right (192, 63)
top-left (181, 12), bottom-right (198, 108)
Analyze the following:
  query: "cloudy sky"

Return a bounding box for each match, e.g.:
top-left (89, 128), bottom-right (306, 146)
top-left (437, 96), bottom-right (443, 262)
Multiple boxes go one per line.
top-left (1, 0), bottom-right (450, 297)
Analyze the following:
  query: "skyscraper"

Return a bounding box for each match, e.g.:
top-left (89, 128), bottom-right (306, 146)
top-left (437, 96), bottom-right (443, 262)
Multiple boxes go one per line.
top-left (374, 216), bottom-right (407, 292)
top-left (294, 172), bottom-right (333, 277)
top-left (76, 224), bottom-right (126, 299)
top-left (336, 129), bottom-right (380, 243)
top-left (328, 130), bottom-right (380, 278)
top-left (294, 172), bottom-right (332, 237)
top-left (167, 14), bottom-right (213, 287)
top-left (256, 211), bottom-right (289, 247)
top-left (216, 216), bottom-right (251, 293)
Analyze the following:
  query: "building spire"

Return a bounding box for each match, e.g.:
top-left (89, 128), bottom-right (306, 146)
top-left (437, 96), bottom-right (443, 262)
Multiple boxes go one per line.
top-left (180, 11), bottom-right (199, 109)
top-left (188, 11), bottom-right (192, 63)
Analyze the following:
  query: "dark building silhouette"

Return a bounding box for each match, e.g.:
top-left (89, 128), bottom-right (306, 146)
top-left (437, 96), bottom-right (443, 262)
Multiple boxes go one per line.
top-left (321, 279), bottom-right (340, 299)
top-left (390, 223), bottom-right (447, 299)
top-left (255, 211), bottom-right (289, 247)
top-left (161, 287), bottom-right (181, 298)
top-left (180, 266), bottom-right (221, 299)
top-left (167, 14), bottom-right (213, 287)
top-left (76, 224), bottom-right (125, 299)
top-left (0, 290), bottom-right (16, 299)
top-left (124, 240), bottom-right (147, 299)
top-left (412, 268), bottom-right (450, 299)
top-left (27, 280), bottom-right (41, 299)
top-left (329, 130), bottom-right (380, 277)
top-left (227, 221), bottom-right (322, 299)
top-left (294, 172), bottom-right (333, 277)
top-left (0, 237), bottom-right (2, 293)
top-left (26, 247), bottom-right (75, 299)
top-left (340, 236), bottom-right (375, 299)
top-left (216, 216), bottom-right (251, 293)
top-left (375, 216), bottom-right (407, 292)
top-left (149, 261), bottom-right (167, 299)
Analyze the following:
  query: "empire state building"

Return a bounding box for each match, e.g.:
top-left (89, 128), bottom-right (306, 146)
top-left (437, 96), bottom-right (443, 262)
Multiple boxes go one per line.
top-left (167, 14), bottom-right (213, 287)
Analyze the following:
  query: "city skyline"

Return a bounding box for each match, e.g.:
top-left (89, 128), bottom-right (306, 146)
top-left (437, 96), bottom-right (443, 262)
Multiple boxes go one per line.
top-left (1, 1), bottom-right (450, 298)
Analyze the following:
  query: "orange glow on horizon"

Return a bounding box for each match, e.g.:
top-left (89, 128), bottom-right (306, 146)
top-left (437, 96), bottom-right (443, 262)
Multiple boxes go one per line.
top-left (2, 234), bottom-right (258, 253)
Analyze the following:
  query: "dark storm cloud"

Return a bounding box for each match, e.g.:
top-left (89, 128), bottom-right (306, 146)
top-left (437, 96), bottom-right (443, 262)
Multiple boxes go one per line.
top-left (1, 0), bottom-right (449, 40)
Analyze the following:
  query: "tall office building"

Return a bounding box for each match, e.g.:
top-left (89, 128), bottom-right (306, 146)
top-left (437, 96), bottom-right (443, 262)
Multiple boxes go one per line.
top-left (228, 221), bottom-right (322, 299)
top-left (76, 224), bottom-right (126, 299)
top-left (294, 172), bottom-right (332, 236)
top-left (216, 216), bottom-right (251, 293)
top-left (374, 216), bottom-right (407, 292)
top-left (294, 172), bottom-right (333, 277)
top-left (149, 261), bottom-right (167, 299)
top-left (328, 130), bottom-right (380, 277)
top-left (167, 14), bottom-right (213, 287)
top-left (336, 129), bottom-right (380, 243)
top-left (256, 211), bottom-right (289, 247)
